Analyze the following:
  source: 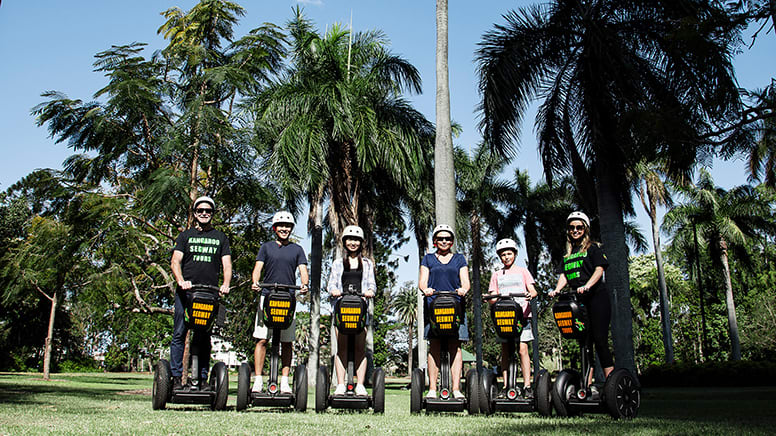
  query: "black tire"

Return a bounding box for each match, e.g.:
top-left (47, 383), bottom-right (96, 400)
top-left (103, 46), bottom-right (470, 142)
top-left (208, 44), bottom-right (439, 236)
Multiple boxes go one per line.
top-left (152, 359), bottom-right (172, 410)
top-left (315, 365), bottom-right (329, 413)
top-left (373, 367), bottom-right (385, 414)
top-left (410, 368), bottom-right (424, 414)
top-left (604, 368), bottom-right (640, 419)
top-left (479, 371), bottom-right (496, 415)
top-left (236, 362), bottom-right (251, 411)
top-left (535, 369), bottom-right (552, 416)
top-left (465, 368), bottom-right (480, 415)
top-left (552, 369), bottom-right (580, 417)
top-left (294, 364), bottom-right (308, 412)
top-left (210, 362), bottom-right (229, 411)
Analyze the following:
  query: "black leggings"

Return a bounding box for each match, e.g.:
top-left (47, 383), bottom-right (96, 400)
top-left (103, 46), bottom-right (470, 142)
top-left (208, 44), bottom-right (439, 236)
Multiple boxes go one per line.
top-left (584, 288), bottom-right (614, 368)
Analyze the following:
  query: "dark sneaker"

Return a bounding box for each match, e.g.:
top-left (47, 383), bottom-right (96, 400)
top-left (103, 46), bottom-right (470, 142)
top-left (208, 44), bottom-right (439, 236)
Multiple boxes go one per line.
top-left (199, 377), bottom-right (212, 391)
top-left (172, 376), bottom-right (183, 391)
top-left (523, 386), bottom-right (534, 399)
top-left (497, 388), bottom-right (508, 398)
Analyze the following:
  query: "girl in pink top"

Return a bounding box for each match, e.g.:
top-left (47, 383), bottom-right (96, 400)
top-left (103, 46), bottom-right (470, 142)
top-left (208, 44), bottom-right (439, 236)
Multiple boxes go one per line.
top-left (487, 238), bottom-right (538, 397)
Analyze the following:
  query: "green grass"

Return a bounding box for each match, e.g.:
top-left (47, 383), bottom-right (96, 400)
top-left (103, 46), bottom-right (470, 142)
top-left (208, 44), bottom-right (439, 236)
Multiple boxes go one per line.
top-left (1, 372), bottom-right (775, 435)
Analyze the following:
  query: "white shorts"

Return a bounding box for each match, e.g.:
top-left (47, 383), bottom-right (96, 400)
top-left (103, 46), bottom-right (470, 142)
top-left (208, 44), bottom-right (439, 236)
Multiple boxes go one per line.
top-left (496, 321), bottom-right (534, 343)
top-left (252, 295), bottom-right (296, 342)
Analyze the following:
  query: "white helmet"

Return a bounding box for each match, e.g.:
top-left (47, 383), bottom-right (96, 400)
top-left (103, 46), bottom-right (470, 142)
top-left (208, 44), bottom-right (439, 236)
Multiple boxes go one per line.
top-left (432, 224), bottom-right (455, 240)
top-left (567, 211), bottom-right (590, 228)
top-left (271, 211), bottom-right (295, 227)
top-left (495, 238), bottom-right (518, 254)
top-left (194, 195), bottom-right (215, 210)
top-left (342, 225), bottom-right (364, 241)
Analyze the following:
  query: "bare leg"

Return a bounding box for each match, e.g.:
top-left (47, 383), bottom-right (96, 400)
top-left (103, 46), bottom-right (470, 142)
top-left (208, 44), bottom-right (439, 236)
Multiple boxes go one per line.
top-left (500, 343), bottom-right (509, 384)
top-left (450, 339), bottom-right (462, 392)
top-left (355, 331), bottom-right (367, 384)
top-left (334, 329), bottom-right (347, 385)
top-left (254, 339), bottom-right (267, 376)
top-left (519, 342), bottom-right (531, 388)
top-left (281, 342), bottom-right (292, 377)
top-left (427, 339), bottom-right (440, 392)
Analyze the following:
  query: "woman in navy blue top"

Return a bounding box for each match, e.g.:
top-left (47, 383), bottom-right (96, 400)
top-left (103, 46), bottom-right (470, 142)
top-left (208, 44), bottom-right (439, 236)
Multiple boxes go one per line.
top-left (418, 224), bottom-right (470, 399)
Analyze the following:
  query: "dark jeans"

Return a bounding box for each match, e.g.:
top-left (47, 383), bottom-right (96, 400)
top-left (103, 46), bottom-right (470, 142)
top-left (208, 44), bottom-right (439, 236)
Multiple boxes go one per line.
top-left (170, 291), bottom-right (211, 379)
top-left (582, 289), bottom-right (614, 368)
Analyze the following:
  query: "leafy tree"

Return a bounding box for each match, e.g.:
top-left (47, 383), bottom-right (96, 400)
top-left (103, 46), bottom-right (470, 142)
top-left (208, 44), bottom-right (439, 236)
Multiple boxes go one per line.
top-left (391, 282), bottom-right (419, 374)
top-left (476, 0), bottom-right (743, 372)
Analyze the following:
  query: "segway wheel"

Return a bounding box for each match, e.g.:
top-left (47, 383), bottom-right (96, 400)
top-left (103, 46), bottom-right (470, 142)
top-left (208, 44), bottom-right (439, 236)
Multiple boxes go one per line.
top-left (373, 367), bottom-right (385, 414)
top-left (210, 361), bottom-right (229, 411)
top-left (604, 368), bottom-right (640, 419)
top-left (552, 369), bottom-right (580, 417)
top-left (236, 362), bottom-right (252, 411)
top-left (465, 368), bottom-right (480, 415)
top-left (535, 369), bottom-right (552, 416)
top-left (479, 371), bottom-right (496, 415)
top-left (315, 365), bottom-right (329, 413)
top-left (152, 359), bottom-right (172, 410)
top-left (410, 368), bottom-right (424, 414)
top-left (294, 364), bottom-right (308, 412)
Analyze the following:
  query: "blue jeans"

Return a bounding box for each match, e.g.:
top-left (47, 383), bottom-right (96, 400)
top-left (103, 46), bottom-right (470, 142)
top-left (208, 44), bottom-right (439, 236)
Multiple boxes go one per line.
top-left (170, 291), bottom-right (211, 379)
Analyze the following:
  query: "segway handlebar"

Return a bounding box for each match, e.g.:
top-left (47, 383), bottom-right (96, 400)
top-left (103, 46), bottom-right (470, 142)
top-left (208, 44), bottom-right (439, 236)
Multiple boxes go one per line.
top-left (482, 292), bottom-right (527, 301)
top-left (185, 284), bottom-right (223, 293)
top-left (256, 282), bottom-right (302, 291)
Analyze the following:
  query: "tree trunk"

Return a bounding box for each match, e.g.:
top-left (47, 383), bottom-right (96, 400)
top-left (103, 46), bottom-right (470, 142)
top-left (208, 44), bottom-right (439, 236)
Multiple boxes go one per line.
top-left (307, 190), bottom-right (324, 385)
top-left (719, 240), bottom-right (741, 360)
top-left (413, 216), bottom-right (428, 370)
top-left (469, 212), bottom-right (483, 372)
top-left (595, 166), bottom-right (636, 374)
top-left (187, 139), bottom-right (200, 228)
top-left (43, 290), bottom-right (58, 381)
top-left (434, 0), bottom-right (456, 227)
top-left (692, 223), bottom-right (707, 361)
top-left (650, 209), bottom-right (674, 363)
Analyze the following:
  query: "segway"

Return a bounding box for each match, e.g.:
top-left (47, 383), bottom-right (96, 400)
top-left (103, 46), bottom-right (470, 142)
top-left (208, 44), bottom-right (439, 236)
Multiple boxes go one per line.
top-left (550, 290), bottom-right (640, 418)
top-left (315, 285), bottom-right (385, 413)
top-left (410, 290), bottom-right (479, 414)
top-left (152, 284), bottom-right (229, 410)
top-left (236, 283), bottom-right (307, 412)
top-left (479, 292), bottom-right (552, 416)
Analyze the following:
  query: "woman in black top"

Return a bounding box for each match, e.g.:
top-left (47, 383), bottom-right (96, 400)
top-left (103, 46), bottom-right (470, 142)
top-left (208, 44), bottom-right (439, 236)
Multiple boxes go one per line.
top-left (549, 211), bottom-right (614, 385)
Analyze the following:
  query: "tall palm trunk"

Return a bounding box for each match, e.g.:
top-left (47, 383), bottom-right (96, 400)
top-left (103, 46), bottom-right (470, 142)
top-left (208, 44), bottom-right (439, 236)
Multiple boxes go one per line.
top-left (307, 190), bottom-right (324, 385)
top-left (412, 217), bottom-right (428, 370)
top-left (651, 216), bottom-right (674, 363)
top-left (43, 290), bottom-right (58, 381)
top-left (596, 166), bottom-right (636, 374)
top-left (692, 223), bottom-right (707, 361)
top-left (434, 0), bottom-right (455, 227)
top-left (719, 240), bottom-right (742, 360)
top-left (469, 212), bottom-right (483, 372)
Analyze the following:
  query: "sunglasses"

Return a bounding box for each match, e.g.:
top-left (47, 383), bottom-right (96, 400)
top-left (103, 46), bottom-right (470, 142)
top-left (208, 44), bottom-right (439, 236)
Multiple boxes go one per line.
top-left (568, 225), bottom-right (585, 232)
top-left (435, 236), bottom-right (453, 242)
top-left (195, 208), bottom-right (213, 215)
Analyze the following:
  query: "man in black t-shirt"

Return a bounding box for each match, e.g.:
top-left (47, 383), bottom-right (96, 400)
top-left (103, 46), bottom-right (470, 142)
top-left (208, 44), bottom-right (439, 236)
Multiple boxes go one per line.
top-left (250, 211), bottom-right (308, 393)
top-left (170, 196), bottom-right (232, 390)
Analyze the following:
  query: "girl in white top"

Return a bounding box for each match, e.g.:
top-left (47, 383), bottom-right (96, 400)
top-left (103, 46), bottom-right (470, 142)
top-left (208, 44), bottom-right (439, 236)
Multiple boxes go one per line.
top-left (486, 238), bottom-right (538, 397)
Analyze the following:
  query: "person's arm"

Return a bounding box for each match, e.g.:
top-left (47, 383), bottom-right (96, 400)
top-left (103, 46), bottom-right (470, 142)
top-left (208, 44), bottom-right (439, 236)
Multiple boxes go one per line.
top-left (457, 265), bottom-right (470, 296)
top-left (486, 272), bottom-right (499, 305)
top-left (298, 264), bottom-right (309, 293)
top-left (220, 255), bottom-right (232, 294)
top-left (526, 283), bottom-right (538, 299)
top-left (418, 265), bottom-right (433, 296)
top-left (549, 273), bottom-right (567, 297)
top-left (578, 266), bottom-right (604, 293)
top-left (171, 250), bottom-right (191, 289)
top-left (363, 258), bottom-right (376, 298)
top-left (251, 261), bottom-right (264, 291)
top-left (523, 269), bottom-right (538, 299)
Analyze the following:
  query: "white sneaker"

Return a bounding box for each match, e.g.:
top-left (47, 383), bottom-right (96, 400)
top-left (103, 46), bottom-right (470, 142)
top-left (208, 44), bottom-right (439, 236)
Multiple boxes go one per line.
top-left (426, 390), bottom-right (437, 399)
top-left (252, 376), bottom-right (263, 393)
top-left (334, 384), bottom-right (346, 395)
top-left (355, 384), bottom-right (368, 396)
top-left (453, 390), bottom-right (465, 399)
top-left (280, 380), bottom-right (293, 394)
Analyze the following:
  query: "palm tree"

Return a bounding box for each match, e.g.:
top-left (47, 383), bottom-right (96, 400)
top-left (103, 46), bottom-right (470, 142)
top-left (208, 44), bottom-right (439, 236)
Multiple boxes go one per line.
top-left (664, 168), bottom-right (776, 360)
top-left (476, 0), bottom-right (742, 372)
top-left (391, 283), bottom-right (419, 375)
top-left (435, 0), bottom-right (456, 228)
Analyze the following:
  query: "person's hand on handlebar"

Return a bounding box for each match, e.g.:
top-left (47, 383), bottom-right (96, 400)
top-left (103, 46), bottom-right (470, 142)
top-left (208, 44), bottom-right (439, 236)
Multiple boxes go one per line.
top-left (576, 285), bottom-right (590, 294)
top-left (178, 280), bottom-right (192, 290)
top-left (456, 287), bottom-right (468, 297)
top-left (363, 289), bottom-right (375, 298)
top-left (219, 284), bottom-right (230, 295)
top-left (251, 282), bottom-right (260, 291)
top-left (422, 287), bottom-right (435, 297)
top-left (331, 288), bottom-right (342, 297)
top-left (548, 288), bottom-right (561, 298)
top-left (300, 284), bottom-right (309, 294)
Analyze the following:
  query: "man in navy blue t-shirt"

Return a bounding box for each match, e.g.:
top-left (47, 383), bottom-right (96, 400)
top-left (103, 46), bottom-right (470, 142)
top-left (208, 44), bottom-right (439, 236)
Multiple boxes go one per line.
top-left (250, 211), bottom-right (308, 393)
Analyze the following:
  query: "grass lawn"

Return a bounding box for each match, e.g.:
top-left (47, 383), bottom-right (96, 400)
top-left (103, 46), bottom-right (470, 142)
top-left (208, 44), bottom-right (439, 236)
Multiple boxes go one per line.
top-left (1, 372), bottom-right (775, 435)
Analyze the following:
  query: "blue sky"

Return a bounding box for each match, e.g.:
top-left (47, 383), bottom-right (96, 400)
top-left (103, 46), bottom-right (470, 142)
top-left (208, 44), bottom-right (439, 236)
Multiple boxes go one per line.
top-left (1, 1), bottom-right (774, 288)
